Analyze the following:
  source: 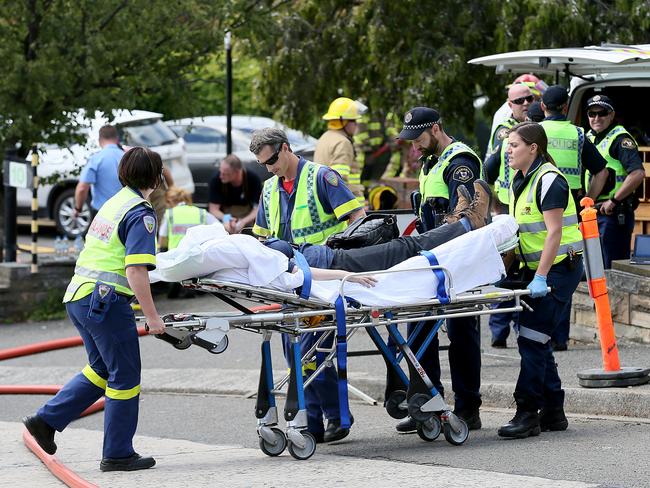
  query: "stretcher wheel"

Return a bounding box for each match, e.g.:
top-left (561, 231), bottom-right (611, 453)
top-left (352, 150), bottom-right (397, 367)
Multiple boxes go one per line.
top-left (408, 393), bottom-right (433, 422)
top-left (443, 418), bottom-right (469, 446)
top-left (287, 431), bottom-right (316, 460)
top-left (385, 390), bottom-right (408, 419)
top-left (258, 427), bottom-right (287, 457)
top-left (172, 336), bottom-right (192, 350)
top-left (208, 336), bottom-right (229, 354)
top-left (416, 415), bottom-right (441, 442)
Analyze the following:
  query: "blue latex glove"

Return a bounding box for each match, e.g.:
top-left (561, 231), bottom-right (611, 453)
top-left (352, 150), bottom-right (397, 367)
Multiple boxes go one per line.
top-left (222, 213), bottom-right (232, 224)
top-left (527, 273), bottom-right (548, 298)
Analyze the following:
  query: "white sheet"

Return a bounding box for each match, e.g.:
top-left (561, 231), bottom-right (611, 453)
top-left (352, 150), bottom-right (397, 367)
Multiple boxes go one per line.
top-left (150, 216), bottom-right (518, 306)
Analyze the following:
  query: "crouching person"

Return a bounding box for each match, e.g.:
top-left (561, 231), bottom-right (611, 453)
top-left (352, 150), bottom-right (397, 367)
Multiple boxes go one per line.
top-left (22, 147), bottom-right (166, 471)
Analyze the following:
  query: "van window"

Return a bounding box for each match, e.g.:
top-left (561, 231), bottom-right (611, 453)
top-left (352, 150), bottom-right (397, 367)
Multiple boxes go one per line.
top-left (118, 119), bottom-right (178, 147)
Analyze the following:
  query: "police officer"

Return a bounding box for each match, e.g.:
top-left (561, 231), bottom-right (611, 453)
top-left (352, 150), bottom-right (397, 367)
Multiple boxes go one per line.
top-left (498, 122), bottom-right (583, 439)
top-left (486, 82), bottom-right (535, 158)
top-left (315, 97), bottom-right (365, 205)
top-left (540, 85), bottom-right (609, 351)
top-left (584, 95), bottom-right (646, 268)
top-left (395, 107), bottom-right (484, 433)
top-left (23, 147), bottom-right (166, 471)
top-left (251, 127), bottom-right (365, 443)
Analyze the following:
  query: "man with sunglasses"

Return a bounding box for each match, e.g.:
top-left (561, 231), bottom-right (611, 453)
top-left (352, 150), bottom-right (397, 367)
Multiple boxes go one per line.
top-left (251, 127), bottom-right (365, 445)
top-left (585, 95), bottom-right (646, 269)
top-left (539, 85), bottom-right (609, 351)
top-left (485, 83), bottom-right (535, 158)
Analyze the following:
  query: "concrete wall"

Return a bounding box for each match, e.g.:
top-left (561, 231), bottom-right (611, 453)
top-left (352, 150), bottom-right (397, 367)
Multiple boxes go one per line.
top-left (571, 261), bottom-right (650, 344)
top-left (0, 260), bottom-right (74, 322)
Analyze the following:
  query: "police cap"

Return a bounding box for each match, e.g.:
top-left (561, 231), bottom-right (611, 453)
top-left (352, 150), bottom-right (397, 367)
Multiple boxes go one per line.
top-left (526, 101), bottom-right (545, 122)
top-left (398, 107), bottom-right (440, 140)
top-left (542, 85), bottom-right (569, 110)
top-left (586, 94), bottom-right (615, 113)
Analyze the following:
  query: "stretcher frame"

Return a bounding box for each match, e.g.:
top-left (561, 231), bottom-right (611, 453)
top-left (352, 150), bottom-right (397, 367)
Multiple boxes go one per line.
top-left (154, 265), bottom-right (533, 459)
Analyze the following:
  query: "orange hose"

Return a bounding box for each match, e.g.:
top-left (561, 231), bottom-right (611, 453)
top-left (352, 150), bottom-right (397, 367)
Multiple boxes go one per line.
top-left (0, 385), bottom-right (105, 416)
top-left (23, 429), bottom-right (98, 488)
top-left (0, 327), bottom-right (148, 361)
top-left (250, 304), bottom-right (282, 312)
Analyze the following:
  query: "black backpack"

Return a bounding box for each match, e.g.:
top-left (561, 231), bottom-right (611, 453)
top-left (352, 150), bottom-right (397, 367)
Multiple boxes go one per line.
top-left (326, 213), bottom-right (399, 250)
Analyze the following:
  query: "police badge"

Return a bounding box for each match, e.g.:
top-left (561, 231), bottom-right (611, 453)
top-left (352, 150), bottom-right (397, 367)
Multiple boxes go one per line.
top-left (405, 112), bottom-right (413, 123)
top-left (143, 215), bottom-right (156, 233)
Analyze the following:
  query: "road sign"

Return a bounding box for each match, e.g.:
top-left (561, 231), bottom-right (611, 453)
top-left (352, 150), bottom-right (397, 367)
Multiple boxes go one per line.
top-left (3, 159), bottom-right (33, 189)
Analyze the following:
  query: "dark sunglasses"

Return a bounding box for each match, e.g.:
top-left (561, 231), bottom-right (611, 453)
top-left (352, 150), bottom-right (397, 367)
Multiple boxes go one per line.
top-left (587, 110), bottom-right (610, 118)
top-left (510, 95), bottom-right (534, 105)
top-left (257, 145), bottom-right (282, 166)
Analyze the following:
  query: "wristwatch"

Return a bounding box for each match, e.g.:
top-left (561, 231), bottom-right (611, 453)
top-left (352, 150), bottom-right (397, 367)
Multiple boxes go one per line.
top-left (610, 197), bottom-right (621, 205)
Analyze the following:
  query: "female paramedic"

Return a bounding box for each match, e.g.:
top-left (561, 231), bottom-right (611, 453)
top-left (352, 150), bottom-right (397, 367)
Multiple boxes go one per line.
top-left (498, 122), bottom-right (584, 439)
top-left (22, 147), bottom-right (166, 472)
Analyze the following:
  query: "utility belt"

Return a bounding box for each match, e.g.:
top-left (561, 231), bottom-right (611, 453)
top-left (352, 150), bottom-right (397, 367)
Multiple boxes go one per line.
top-left (410, 190), bottom-right (449, 232)
top-left (596, 195), bottom-right (637, 225)
top-left (515, 252), bottom-right (582, 282)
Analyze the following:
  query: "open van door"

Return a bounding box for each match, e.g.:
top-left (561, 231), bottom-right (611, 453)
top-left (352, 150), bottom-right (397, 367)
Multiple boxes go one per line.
top-left (469, 43), bottom-right (650, 237)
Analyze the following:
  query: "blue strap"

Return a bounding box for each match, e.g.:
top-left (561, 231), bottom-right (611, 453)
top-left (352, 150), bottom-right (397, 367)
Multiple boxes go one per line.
top-left (419, 250), bottom-right (450, 304)
top-left (334, 295), bottom-right (351, 429)
top-left (293, 251), bottom-right (311, 300)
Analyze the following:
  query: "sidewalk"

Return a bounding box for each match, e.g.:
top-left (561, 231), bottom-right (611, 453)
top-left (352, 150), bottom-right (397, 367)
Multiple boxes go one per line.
top-left (1, 421), bottom-right (599, 488)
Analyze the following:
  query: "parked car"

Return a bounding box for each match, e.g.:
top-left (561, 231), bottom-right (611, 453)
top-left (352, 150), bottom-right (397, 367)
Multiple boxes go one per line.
top-left (166, 115), bottom-right (317, 205)
top-left (18, 109), bottom-right (192, 238)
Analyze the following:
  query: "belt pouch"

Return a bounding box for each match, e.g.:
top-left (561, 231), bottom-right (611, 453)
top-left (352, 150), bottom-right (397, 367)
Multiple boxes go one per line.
top-left (87, 281), bottom-right (117, 322)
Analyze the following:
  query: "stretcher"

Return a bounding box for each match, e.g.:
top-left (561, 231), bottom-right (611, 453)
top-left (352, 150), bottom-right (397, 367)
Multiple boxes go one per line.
top-left (149, 262), bottom-right (534, 460)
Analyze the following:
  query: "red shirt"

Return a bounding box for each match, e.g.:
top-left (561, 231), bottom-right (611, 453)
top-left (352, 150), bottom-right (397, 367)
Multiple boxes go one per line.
top-left (282, 178), bottom-right (295, 195)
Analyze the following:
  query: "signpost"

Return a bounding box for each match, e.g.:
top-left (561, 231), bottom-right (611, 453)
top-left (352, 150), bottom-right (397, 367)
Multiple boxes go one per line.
top-left (3, 157), bottom-right (33, 262)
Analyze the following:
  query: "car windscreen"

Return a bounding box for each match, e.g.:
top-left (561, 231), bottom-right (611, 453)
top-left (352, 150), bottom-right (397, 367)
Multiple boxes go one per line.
top-left (235, 126), bottom-right (314, 149)
top-left (118, 119), bottom-right (178, 147)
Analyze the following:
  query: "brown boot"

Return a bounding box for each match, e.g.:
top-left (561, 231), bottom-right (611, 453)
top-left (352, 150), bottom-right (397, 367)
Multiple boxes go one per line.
top-left (444, 185), bottom-right (472, 224)
top-left (462, 180), bottom-right (493, 230)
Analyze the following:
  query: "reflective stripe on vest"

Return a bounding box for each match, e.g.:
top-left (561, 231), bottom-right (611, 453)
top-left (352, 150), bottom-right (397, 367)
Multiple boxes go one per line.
top-left (509, 163), bottom-right (584, 270)
top-left (540, 120), bottom-right (584, 190)
top-left (64, 187), bottom-right (152, 302)
top-left (418, 142), bottom-right (482, 206)
top-left (260, 162), bottom-right (348, 245)
top-left (585, 125), bottom-right (632, 201)
top-left (166, 205), bottom-right (207, 249)
top-left (494, 136), bottom-right (516, 205)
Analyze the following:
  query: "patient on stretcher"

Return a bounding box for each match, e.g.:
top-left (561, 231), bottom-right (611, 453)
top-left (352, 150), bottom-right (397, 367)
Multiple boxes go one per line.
top-left (152, 181), bottom-right (518, 306)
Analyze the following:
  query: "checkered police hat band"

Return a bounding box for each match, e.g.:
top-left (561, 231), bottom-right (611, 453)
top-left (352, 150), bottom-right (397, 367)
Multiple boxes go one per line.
top-left (590, 101), bottom-right (614, 112)
top-left (403, 122), bottom-right (436, 130)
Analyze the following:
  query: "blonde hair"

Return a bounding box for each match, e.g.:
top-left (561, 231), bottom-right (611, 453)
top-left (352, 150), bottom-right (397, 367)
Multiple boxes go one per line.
top-left (165, 186), bottom-right (193, 207)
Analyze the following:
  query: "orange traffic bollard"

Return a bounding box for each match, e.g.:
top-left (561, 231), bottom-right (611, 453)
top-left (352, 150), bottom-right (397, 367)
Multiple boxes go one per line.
top-left (576, 197), bottom-right (649, 388)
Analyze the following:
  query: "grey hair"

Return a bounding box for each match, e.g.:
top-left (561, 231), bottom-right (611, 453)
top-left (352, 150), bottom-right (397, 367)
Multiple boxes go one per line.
top-left (249, 127), bottom-right (290, 155)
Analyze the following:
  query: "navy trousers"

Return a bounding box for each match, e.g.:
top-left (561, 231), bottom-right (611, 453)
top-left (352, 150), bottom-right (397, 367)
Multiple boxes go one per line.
top-left (38, 294), bottom-right (141, 459)
top-left (514, 258), bottom-right (583, 411)
top-left (598, 210), bottom-right (634, 269)
top-left (282, 331), bottom-right (340, 435)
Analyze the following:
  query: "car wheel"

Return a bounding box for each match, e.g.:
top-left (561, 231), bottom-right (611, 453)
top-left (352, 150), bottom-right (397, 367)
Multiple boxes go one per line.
top-left (53, 188), bottom-right (91, 238)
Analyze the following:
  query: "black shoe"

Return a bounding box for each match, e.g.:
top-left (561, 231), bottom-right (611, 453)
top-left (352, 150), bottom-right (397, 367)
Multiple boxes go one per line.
top-left (311, 431), bottom-right (325, 444)
top-left (498, 410), bottom-right (541, 439)
top-left (491, 338), bottom-right (507, 348)
top-left (453, 409), bottom-right (482, 430)
top-left (22, 415), bottom-right (56, 455)
top-left (323, 415), bottom-right (354, 443)
top-left (395, 417), bottom-right (417, 433)
top-left (539, 406), bottom-right (568, 432)
top-left (552, 341), bottom-right (568, 351)
top-left (100, 453), bottom-right (156, 472)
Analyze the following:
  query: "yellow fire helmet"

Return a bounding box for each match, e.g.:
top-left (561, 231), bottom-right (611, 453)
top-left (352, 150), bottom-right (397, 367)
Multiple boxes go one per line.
top-left (322, 97), bottom-right (361, 121)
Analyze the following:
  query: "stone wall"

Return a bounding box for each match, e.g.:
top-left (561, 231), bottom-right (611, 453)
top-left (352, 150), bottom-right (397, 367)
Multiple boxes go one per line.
top-left (0, 259), bottom-right (75, 322)
top-left (571, 260), bottom-right (650, 344)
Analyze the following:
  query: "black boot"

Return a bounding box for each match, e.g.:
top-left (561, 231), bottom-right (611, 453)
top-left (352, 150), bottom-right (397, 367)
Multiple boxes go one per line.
top-left (498, 409), bottom-right (541, 439)
top-left (100, 453), bottom-right (156, 472)
top-left (453, 408), bottom-right (482, 430)
top-left (22, 415), bottom-right (56, 455)
top-left (395, 417), bottom-right (417, 433)
top-left (539, 406), bottom-right (568, 432)
top-left (323, 415), bottom-right (354, 443)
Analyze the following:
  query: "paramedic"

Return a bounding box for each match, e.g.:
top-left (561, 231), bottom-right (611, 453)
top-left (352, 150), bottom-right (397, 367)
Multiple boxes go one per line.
top-left (584, 95), bottom-right (645, 268)
top-left (396, 107), bottom-right (484, 433)
top-left (23, 147), bottom-right (165, 471)
top-left (251, 127), bottom-right (365, 444)
top-left (498, 122), bottom-right (583, 439)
